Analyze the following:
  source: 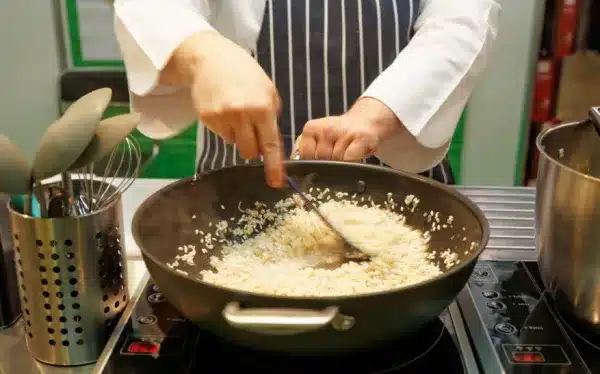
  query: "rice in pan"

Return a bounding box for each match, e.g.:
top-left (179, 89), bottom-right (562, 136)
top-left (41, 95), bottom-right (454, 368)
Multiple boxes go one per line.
top-left (168, 190), bottom-right (465, 297)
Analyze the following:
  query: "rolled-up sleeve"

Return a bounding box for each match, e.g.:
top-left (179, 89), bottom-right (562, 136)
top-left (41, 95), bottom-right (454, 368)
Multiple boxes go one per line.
top-left (363, 0), bottom-right (500, 172)
top-left (114, 0), bottom-right (213, 139)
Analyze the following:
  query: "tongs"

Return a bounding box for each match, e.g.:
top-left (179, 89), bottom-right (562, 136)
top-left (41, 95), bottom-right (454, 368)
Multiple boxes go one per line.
top-left (286, 176), bottom-right (370, 265)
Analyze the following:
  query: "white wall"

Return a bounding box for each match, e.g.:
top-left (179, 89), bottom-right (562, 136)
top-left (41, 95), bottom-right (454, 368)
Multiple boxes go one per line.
top-left (0, 2), bottom-right (62, 164)
top-left (460, 0), bottom-right (546, 186)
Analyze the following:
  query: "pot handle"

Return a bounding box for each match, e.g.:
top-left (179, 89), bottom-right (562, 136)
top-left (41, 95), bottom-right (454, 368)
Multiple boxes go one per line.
top-left (222, 302), bottom-right (355, 335)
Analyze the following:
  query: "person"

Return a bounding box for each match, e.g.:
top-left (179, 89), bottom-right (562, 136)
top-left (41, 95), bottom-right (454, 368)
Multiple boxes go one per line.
top-left (113, 0), bottom-right (499, 188)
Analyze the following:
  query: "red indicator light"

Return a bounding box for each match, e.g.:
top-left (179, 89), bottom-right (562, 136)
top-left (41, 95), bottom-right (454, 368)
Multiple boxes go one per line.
top-left (127, 341), bottom-right (159, 354)
top-left (513, 352), bottom-right (545, 363)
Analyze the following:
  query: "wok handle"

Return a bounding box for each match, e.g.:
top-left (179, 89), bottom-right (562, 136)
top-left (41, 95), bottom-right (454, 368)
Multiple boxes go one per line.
top-left (222, 302), bottom-right (355, 335)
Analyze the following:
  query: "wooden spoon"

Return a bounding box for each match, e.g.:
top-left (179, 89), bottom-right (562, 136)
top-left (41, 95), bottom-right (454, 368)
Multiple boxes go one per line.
top-left (69, 112), bottom-right (141, 170)
top-left (32, 88), bottom-right (112, 181)
top-left (287, 175), bottom-right (370, 269)
top-left (0, 135), bottom-right (31, 195)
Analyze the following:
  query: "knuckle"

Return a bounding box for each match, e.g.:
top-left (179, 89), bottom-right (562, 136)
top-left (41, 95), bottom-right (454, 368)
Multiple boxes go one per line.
top-left (197, 108), bottom-right (216, 122)
top-left (198, 106), bottom-right (228, 121)
top-left (303, 120), bottom-right (319, 135)
top-left (247, 99), bottom-right (275, 114)
top-left (322, 125), bottom-right (336, 139)
top-left (222, 133), bottom-right (234, 144)
top-left (354, 128), bottom-right (375, 139)
top-left (261, 140), bottom-right (280, 152)
top-left (239, 145), bottom-right (258, 160)
top-left (218, 103), bottom-right (244, 115)
top-left (201, 102), bottom-right (249, 118)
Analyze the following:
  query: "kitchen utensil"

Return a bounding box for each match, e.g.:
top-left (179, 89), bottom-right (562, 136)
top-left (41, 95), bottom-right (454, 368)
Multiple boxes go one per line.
top-left (589, 106), bottom-right (600, 136)
top-left (69, 112), bottom-right (141, 170)
top-left (0, 135), bottom-right (41, 216)
top-left (536, 108), bottom-right (600, 331)
top-left (132, 161), bottom-right (489, 354)
top-left (286, 175), bottom-right (369, 266)
top-left (59, 172), bottom-right (75, 216)
top-left (74, 194), bottom-right (91, 216)
top-left (11, 195), bottom-right (42, 218)
top-left (0, 193), bottom-right (23, 328)
top-left (0, 135), bottom-right (31, 195)
top-left (46, 187), bottom-right (71, 218)
top-left (7, 179), bottom-right (128, 366)
top-left (33, 182), bottom-right (49, 218)
top-left (74, 135), bottom-right (141, 212)
top-left (31, 88), bottom-right (111, 181)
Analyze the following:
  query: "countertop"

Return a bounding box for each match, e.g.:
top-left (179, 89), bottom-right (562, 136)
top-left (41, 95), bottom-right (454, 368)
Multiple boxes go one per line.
top-left (0, 258), bottom-right (148, 374)
top-left (114, 178), bottom-right (177, 260)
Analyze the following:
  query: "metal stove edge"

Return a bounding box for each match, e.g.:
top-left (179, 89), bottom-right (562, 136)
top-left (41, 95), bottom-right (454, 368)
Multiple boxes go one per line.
top-left (94, 272), bottom-right (151, 374)
top-left (455, 186), bottom-right (539, 373)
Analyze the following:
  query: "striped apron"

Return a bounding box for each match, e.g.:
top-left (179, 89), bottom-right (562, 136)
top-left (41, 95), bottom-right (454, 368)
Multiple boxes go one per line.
top-left (197, 0), bottom-right (455, 184)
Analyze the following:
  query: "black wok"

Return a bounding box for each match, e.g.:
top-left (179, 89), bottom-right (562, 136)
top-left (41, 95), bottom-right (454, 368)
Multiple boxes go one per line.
top-left (132, 161), bottom-right (489, 354)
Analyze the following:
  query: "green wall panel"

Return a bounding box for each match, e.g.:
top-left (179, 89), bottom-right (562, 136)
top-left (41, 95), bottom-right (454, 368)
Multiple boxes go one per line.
top-left (102, 106), bottom-right (196, 178)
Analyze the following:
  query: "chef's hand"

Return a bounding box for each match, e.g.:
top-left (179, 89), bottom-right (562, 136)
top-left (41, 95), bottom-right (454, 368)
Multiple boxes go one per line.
top-left (162, 31), bottom-right (286, 188)
top-left (297, 98), bottom-right (401, 161)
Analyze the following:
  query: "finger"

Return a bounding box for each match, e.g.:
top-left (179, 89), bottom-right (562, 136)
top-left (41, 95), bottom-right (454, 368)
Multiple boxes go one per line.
top-left (254, 115), bottom-right (286, 188)
top-left (272, 91), bottom-right (283, 116)
top-left (298, 134), bottom-right (317, 159)
top-left (233, 123), bottom-right (260, 160)
top-left (218, 109), bottom-right (246, 145)
top-left (202, 116), bottom-right (235, 144)
top-left (315, 138), bottom-right (335, 160)
top-left (332, 136), bottom-right (353, 161)
top-left (343, 139), bottom-right (375, 162)
top-left (219, 125), bottom-right (235, 144)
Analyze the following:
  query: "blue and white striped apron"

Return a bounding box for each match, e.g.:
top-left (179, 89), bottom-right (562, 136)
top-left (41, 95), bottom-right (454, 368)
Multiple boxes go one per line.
top-left (197, 0), bottom-right (455, 184)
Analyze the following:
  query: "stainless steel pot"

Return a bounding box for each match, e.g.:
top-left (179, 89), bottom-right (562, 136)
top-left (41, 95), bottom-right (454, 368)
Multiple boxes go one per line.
top-left (536, 108), bottom-right (600, 329)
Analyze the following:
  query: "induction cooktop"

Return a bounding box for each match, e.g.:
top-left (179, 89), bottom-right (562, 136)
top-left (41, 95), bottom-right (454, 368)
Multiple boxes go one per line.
top-left (459, 260), bottom-right (599, 374)
top-left (96, 274), bottom-right (476, 373)
top-left (93, 259), bottom-right (600, 374)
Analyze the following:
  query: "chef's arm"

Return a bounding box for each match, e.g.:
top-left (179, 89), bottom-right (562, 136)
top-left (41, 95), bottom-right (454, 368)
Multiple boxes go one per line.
top-left (113, 0), bottom-right (215, 139)
top-left (361, 0), bottom-right (500, 173)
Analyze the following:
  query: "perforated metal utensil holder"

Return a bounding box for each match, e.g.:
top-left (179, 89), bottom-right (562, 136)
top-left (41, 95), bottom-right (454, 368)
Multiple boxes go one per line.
top-left (8, 183), bottom-right (128, 366)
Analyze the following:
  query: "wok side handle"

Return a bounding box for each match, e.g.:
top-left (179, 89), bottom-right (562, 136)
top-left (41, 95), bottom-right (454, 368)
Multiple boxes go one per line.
top-left (222, 302), bottom-right (355, 335)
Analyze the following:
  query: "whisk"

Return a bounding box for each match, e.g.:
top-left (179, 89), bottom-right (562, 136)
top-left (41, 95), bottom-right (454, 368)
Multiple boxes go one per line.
top-left (73, 135), bottom-right (141, 214)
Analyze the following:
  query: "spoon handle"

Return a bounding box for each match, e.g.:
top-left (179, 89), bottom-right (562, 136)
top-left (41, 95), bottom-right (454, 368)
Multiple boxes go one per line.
top-left (286, 177), bottom-right (337, 232)
top-left (61, 172), bottom-right (75, 216)
top-left (34, 182), bottom-right (48, 218)
top-left (286, 176), bottom-right (369, 263)
top-left (23, 195), bottom-right (31, 216)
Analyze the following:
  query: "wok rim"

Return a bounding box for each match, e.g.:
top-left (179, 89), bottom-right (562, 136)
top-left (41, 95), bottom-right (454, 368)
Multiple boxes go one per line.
top-left (132, 160), bottom-right (491, 301)
top-left (536, 120), bottom-right (600, 184)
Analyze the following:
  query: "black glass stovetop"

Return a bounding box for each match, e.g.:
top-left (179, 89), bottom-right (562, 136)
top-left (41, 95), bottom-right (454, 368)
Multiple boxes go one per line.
top-left (463, 260), bottom-right (600, 374)
top-left (97, 260), bottom-right (600, 374)
top-left (98, 279), bottom-right (469, 373)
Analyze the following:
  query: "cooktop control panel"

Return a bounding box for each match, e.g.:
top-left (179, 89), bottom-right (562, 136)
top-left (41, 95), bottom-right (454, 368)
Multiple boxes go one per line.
top-left (459, 261), bottom-right (589, 373)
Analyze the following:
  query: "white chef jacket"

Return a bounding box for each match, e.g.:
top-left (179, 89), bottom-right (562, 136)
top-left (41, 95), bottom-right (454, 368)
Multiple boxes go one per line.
top-left (113, 0), bottom-right (499, 173)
